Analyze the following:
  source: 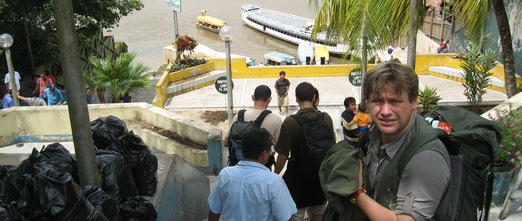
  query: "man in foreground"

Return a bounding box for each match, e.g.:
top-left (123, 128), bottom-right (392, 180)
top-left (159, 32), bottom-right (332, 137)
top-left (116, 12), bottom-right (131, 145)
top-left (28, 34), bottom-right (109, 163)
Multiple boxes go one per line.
top-left (352, 62), bottom-right (451, 220)
top-left (208, 128), bottom-right (297, 221)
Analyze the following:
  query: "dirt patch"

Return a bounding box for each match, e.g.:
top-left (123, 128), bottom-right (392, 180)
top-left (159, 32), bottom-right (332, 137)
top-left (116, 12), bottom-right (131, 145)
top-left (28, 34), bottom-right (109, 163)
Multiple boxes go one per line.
top-left (128, 120), bottom-right (207, 150)
top-left (171, 110), bottom-right (230, 136)
top-left (201, 110), bottom-right (228, 125)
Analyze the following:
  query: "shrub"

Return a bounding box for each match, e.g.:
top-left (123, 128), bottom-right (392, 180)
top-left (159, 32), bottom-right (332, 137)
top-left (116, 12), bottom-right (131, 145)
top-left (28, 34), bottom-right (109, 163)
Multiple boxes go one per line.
top-left (488, 106), bottom-right (522, 168)
top-left (169, 58), bottom-right (206, 73)
top-left (460, 42), bottom-right (498, 112)
top-left (418, 86), bottom-right (441, 114)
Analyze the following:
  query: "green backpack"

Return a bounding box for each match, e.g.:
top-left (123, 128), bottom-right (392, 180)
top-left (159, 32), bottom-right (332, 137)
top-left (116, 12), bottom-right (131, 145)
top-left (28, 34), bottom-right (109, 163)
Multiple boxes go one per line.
top-left (398, 106), bottom-right (503, 221)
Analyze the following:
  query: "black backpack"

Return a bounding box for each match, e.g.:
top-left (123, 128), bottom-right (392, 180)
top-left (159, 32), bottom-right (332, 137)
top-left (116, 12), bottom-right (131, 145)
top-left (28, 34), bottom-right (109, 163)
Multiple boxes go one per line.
top-left (397, 106), bottom-right (502, 221)
top-left (228, 110), bottom-right (271, 166)
top-left (291, 112), bottom-right (336, 180)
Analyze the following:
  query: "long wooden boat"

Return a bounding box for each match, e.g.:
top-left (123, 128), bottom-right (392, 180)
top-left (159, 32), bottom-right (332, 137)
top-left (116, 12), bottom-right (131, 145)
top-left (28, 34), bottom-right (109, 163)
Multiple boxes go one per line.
top-left (196, 10), bottom-right (227, 33)
top-left (240, 4), bottom-right (348, 55)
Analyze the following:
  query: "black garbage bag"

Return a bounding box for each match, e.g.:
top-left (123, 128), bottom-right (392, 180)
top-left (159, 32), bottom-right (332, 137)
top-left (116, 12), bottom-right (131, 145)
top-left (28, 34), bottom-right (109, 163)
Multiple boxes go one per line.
top-left (2, 148), bottom-right (51, 203)
top-left (118, 131), bottom-right (151, 164)
top-left (132, 154), bottom-right (158, 196)
top-left (1, 166), bottom-right (18, 202)
top-left (40, 143), bottom-right (79, 181)
top-left (0, 203), bottom-right (13, 221)
top-left (118, 132), bottom-right (158, 196)
top-left (36, 168), bottom-right (109, 221)
top-left (96, 150), bottom-right (139, 203)
top-left (7, 173), bottom-right (47, 220)
top-left (82, 185), bottom-right (123, 221)
top-left (119, 196), bottom-right (157, 221)
top-left (91, 116), bottom-right (128, 150)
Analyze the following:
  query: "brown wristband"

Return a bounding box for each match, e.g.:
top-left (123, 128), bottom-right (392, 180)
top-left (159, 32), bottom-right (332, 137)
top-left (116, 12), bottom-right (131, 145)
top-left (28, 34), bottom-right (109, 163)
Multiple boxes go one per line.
top-left (350, 188), bottom-right (367, 204)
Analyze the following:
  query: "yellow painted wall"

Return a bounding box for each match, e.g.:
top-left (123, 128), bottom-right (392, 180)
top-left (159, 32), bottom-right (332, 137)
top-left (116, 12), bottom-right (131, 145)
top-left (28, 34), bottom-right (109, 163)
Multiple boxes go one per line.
top-left (154, 54), bottom-right (518, 106)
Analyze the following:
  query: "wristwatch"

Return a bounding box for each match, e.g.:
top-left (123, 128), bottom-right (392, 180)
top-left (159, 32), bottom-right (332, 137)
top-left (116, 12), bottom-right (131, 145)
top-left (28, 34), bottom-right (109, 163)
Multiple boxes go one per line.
top-left (350, 188), bottom-right (367, 204)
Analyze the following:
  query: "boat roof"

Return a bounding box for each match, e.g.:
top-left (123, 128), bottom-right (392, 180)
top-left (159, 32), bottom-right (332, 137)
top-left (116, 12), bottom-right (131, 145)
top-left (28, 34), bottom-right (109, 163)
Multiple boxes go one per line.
top-left (314, 45), bottom-right (329, 57)
top-left (196, 16), bottom-right (227, 26)
top-left (241, 4), bottom-right (330, 41)
top-left (264, 51), bottom-right (295, 62)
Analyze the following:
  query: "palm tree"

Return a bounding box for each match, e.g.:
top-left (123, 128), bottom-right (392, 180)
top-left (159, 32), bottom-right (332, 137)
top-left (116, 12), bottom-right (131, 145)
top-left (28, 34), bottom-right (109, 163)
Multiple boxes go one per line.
top-left (309, 0), bottom-right (416, 63)
top-left (309, 0), bottom-right (519, 98)
top-left (452, 0), bottom-right (519, 98)
top-left (86, 52), bottom-right (151, 103)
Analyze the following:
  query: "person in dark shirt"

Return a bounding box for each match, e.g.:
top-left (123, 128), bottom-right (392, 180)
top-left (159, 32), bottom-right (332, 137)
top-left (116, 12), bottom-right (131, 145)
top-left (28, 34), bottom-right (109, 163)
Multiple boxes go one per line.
top-left (275, 71), bottom-right (291, 117)
top-left (341, 97), bottom-right (359, 147)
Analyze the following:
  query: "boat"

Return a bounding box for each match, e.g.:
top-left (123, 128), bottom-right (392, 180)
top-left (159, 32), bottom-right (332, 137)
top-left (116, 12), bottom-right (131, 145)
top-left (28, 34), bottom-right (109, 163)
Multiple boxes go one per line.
top-left (196, 10), bottom-right (227, 33)
top-left (314, 45), bottom-right (329, 65)
top-left (240, 4), bottom-right (348, 55)
top-left (264, 51), bottom-right (298, 66)
top-left (297, 42), bottom-right (329, 65)
top-left (297, 41), bottom-right (314, 65)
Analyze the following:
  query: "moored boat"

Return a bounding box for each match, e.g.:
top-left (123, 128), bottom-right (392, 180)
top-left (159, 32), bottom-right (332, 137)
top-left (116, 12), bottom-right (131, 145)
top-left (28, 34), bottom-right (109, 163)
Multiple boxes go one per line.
top-left (314, 45), bottom-right (329, 65)
top-left (240, 4), bottom-right (348, 55)
top-left (196, 10), bottom-right (227, 33)
top-left (264, 51), bottom-right (298, 66)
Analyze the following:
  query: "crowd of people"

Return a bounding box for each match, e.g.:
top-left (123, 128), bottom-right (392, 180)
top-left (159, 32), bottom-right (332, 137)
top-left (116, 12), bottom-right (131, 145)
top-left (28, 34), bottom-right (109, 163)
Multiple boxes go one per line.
top-left (1, 70), bottom-right (66, 108)
top-left (1, 70), bottom-right (132, 108)
top-left (209, 62), bottom-right (451, 221)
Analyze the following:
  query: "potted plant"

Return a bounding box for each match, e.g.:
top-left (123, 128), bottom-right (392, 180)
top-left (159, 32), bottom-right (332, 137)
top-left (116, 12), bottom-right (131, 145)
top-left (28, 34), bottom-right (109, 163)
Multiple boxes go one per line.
top-left (488, 105), bottom-right (522, 206)
top-left (488, 106), bottom-right (522, 168)
top-left (170, 35), bottom-right (206, 72)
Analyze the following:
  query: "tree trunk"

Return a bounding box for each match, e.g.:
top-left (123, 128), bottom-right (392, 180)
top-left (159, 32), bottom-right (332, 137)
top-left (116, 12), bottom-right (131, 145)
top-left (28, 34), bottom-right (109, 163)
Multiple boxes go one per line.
top-left (407, 0), bottom-right (419, 69)
top-left (53, 0), bottom-right (101, 187)
top-left (491, 0), bottom-right (517, 98)
top-left (22, 9), bottom-right (36, 76)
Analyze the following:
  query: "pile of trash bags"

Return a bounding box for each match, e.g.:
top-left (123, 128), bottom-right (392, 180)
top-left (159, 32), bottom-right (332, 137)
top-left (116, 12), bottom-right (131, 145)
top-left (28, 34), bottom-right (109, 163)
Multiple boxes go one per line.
top-left (0, 116), bottom-right (158, 221)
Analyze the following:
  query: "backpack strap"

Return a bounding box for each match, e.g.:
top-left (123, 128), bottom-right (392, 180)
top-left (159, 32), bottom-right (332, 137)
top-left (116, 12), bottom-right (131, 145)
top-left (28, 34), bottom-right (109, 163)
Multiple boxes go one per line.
top-left (254, 110), bottom-right (272, 126)
top-left (396, 128), bottom-right (447, 176)
top-left (291, 111), bottom-right (324, 126)
top-left (237, 109), bottom-right (247, 122)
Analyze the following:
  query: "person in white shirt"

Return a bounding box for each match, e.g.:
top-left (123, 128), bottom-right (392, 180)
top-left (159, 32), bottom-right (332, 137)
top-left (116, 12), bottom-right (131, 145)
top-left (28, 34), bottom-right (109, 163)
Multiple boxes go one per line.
top-left (4, 71), bottom-right (21, 91)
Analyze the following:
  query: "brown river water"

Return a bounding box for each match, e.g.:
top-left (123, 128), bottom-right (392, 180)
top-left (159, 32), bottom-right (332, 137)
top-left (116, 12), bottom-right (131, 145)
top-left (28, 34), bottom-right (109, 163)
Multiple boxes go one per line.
top-left (104, 0), bottom-right (344, 70)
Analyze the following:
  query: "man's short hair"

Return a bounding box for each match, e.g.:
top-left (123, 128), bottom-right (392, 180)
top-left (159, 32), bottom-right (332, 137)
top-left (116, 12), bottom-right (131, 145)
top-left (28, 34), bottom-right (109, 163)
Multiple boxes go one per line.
top-left (362, 62), bottom-right (418, 103)
top-left (279, 71), bottom-right (286, 76)
top-left (344, 97), bottom-right (356, 107)
top-left (295, 82), bottom-right (315, 102)
top-left (253, 85), bottom-right (271, 101)
top-left (242, 128), bottom-right (272, 160)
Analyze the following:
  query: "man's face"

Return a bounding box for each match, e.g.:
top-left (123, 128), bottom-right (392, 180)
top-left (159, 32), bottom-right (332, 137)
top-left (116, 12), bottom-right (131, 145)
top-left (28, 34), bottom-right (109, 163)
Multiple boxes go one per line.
top-left (41, 74), bottom-right (47, 80)
top-left (367, 86), bottom-right (418, 143)
top-left (279, 74), bottom-right (285, 80)
top-left (348, 103), bottom-right (356, 112)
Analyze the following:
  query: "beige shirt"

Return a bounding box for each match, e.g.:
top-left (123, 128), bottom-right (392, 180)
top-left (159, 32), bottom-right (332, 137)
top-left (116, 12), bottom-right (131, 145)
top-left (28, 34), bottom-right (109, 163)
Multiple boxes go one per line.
top-left (229, 109), bottom-right (283, 148)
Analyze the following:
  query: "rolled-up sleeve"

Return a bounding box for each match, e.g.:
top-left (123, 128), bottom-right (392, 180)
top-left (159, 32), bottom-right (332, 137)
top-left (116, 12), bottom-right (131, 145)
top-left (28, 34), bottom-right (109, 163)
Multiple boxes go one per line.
top-left (395, 149), bottom-right (450, 221)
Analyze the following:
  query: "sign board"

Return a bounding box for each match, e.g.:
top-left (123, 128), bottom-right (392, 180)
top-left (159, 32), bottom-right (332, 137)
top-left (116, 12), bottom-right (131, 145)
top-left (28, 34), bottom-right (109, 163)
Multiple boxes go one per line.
top-left (349, 68), bottom-right (362, 86)
top-left (165, 0), bottom-right (181, 12)
top-left (215, 76), bottom-right (234, 94)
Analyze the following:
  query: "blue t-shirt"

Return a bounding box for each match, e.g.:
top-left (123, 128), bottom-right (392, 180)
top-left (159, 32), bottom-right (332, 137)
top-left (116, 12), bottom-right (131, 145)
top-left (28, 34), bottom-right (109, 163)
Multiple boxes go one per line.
top-left (208, 161), bottom-right (297, 221)
top-left (2, 94), bottom-right (14, 109)
top-left (43, 88), bottom-right (64, 105)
